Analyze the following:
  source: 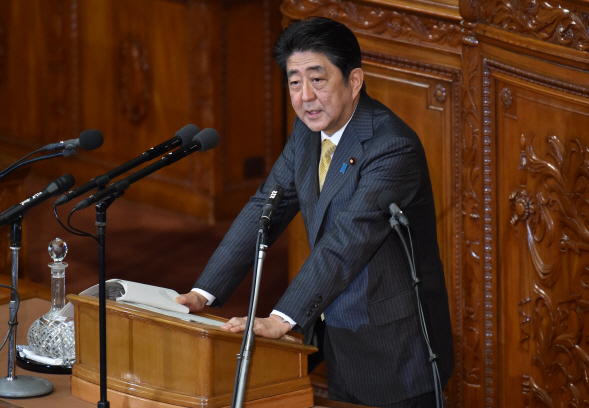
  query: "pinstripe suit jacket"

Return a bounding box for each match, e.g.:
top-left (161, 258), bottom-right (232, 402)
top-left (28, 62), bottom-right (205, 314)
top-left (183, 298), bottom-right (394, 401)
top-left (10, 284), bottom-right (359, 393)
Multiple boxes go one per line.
top-left (194, 92), bottom-right (454, 406)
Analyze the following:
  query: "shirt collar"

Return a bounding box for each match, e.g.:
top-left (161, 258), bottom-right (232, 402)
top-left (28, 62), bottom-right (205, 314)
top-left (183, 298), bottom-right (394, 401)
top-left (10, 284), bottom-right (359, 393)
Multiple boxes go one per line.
top-left (320, 101), bottom-right (359, 146)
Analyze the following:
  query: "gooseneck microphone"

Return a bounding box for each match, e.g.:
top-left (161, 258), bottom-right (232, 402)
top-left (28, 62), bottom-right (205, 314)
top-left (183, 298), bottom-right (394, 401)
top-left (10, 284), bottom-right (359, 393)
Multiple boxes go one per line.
top-left (259, 185), bottom-right (284, 228)
top-left (72, 128), bottom-right (219, 211)
top-left (55, 124), bottom-right (199, 206)
top-left (378, 190), bottom-right (409, 227)
top-left (42, 129), bottom-right (104, 155)
top-left (0, 174), bottom-right (75, 226)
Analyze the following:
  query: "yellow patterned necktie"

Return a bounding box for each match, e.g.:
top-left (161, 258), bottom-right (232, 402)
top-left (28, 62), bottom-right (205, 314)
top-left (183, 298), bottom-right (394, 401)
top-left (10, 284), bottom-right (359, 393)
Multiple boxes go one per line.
top-left (319, 138), bottom-right (337, 191)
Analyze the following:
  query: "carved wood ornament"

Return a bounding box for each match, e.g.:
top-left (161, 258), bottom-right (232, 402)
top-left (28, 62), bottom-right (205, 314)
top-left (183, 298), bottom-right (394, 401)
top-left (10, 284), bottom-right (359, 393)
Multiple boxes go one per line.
top-left (510, 133), bottom-right (589, 407)
top-left (281, 0), bottom-right (463, 51)
top-left (459, 31), bottom-right (484, 394)
top-left (480, 0), bottom-right (589, 51)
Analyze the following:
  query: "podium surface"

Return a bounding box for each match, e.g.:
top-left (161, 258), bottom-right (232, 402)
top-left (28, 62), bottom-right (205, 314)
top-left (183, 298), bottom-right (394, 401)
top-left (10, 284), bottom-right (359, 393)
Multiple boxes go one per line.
top-left (68, 294), bottom-right (317, 408)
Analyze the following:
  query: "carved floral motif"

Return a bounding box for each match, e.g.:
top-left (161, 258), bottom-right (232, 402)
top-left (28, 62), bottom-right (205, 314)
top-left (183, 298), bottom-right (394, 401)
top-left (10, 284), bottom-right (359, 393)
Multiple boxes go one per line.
top-left (119, 38), bottom-right (151, 124)
top-left (480, 0), bottom-right (589, 51)
top-left (511, 134), bottom-right (589, 287)
top-left (281, 0), bottom-right (463, 51)
top-left (512, 134), bottom-right (589, 406)
top-left (530, 287), bottom-right (589, 407)
top-left (434, 84), bottom-right (447, 103)
top-left (500, 86), bottom-right (512, 108)
top-left (460, 34), bottom-right (484, 392)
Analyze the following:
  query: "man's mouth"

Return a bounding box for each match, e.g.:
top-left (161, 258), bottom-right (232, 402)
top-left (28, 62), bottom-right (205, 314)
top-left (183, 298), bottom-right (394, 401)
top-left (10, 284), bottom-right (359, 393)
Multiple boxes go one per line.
top-left (306, 110), bottom-right (321, 116)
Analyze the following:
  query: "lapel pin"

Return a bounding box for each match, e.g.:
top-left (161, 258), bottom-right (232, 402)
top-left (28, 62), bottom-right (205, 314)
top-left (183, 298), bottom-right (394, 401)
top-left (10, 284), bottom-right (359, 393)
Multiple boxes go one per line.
top-left (349, 158), bottom-right (356, 165)
top-left (340, 163), bottom-right (347, 174)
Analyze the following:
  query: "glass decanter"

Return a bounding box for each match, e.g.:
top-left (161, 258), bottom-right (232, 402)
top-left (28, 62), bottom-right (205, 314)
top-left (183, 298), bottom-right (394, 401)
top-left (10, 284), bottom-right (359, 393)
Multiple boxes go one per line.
top-left (27, 238), bottom-right (75, 366)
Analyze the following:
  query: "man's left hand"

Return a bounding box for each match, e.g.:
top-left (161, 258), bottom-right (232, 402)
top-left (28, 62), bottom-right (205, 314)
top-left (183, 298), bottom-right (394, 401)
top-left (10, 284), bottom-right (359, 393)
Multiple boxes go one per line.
top-left (220, 315), bottom-right (290, 339)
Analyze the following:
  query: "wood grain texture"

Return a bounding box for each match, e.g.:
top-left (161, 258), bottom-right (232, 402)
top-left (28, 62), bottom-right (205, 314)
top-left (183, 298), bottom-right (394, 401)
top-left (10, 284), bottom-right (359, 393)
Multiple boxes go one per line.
top-left (0, 0), bottom-right (285, 222)
top-left (69, 294), bottom-right (316, 408)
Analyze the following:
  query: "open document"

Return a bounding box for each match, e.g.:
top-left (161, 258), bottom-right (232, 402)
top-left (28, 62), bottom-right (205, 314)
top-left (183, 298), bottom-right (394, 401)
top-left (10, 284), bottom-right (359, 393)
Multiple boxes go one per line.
top-left (61, 279), bottom-right (223, 327)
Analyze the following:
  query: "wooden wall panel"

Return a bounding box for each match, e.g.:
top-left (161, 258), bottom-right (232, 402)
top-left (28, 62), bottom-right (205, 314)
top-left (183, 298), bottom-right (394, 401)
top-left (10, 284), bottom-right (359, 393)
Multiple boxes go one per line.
top-left (282, 0), bottom-right (589, 407)
top-left (498, 79), bottom-right (589, 408)
top-left (457, 1), bottom-right (589, 407)
top-left (362, 59), bottom-right (458, 288)
top-left (0, 0), bottom-right (285, 222)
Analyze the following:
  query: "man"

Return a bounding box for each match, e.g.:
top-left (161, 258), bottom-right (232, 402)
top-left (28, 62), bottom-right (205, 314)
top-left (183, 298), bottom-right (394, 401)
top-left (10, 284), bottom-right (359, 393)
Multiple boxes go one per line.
top-left (176, 17), bottom-right (454, 408)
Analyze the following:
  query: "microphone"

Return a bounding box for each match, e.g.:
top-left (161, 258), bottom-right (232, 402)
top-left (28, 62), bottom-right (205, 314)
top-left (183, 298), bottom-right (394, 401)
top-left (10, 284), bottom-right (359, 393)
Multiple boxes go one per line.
top-left (42, 129), bottom-right (104, 156)
top-left (73, 128), bottom-right (219, 211)
top-left (0, 174), bottom-right (75, 226)
top-left (378, 190), bottom-right (410, 227)
top-left (259, 185), bottom-right (284, 228)
top-left (143, 124), bottom-right (199, 160)
top-left (55, 124), bottom-right (200, 206)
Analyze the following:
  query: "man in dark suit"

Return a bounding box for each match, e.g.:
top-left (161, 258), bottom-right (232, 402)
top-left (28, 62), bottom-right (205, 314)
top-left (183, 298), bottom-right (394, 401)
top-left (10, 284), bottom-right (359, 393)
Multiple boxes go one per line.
top-left (176, 17), bottom-right (453, 407)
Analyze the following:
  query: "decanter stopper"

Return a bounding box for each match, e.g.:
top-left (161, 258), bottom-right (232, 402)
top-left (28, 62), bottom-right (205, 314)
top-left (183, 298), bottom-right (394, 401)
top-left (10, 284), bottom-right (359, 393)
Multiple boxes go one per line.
top-left (27, 238), bottom-right (75, 366)
top-left (48, 237), bottom-right (68, 263)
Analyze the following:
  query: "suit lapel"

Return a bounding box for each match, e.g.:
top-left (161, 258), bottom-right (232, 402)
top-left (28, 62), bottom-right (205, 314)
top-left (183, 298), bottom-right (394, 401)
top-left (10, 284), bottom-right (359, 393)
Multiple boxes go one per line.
top-left (307, 94), bottom-right (374, 247)
top-left (297, 127), bottom-right (321, 229)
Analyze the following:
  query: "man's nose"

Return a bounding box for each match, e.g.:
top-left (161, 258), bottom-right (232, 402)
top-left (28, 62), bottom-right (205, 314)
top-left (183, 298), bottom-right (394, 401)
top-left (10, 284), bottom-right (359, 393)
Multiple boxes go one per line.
top-left (301, 81), bottom-right (315, 101)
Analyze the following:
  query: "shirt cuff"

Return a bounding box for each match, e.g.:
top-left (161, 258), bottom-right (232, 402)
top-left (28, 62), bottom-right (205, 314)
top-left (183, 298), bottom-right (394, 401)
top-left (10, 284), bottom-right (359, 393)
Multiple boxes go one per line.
top-left (191, 288), bottom-right (215, 306)
top-left (270, 310), bottom-right (296, 330)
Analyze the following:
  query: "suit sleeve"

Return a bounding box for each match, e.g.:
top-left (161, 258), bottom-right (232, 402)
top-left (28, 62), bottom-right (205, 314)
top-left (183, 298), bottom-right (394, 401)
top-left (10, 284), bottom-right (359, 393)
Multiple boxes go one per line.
top-left (192, 122), bottom-right (304, 307)
top-left (274, 128), bottom-right (426, 331)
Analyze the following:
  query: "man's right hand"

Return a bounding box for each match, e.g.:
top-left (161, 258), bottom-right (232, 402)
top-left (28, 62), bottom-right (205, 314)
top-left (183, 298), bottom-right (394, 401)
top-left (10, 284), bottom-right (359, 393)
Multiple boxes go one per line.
top-left (175, 291), bottom-right (208, 313)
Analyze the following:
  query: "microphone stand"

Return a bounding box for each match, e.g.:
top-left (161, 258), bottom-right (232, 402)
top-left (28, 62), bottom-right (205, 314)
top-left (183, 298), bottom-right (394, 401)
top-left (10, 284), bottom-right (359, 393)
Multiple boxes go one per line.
top-left (94, 196), bottom-right (120, 408)
top-left (0, 219), bottom-right (54, 397)
top-left (386, 217), bottom-right (443, 408)
top-left (231, 227), bottom-right (268, 408)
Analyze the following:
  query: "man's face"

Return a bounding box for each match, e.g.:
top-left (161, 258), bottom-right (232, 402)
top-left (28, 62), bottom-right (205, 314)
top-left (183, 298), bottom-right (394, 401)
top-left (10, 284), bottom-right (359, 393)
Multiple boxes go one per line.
top-left (286, 51), bottom-right (362, 136)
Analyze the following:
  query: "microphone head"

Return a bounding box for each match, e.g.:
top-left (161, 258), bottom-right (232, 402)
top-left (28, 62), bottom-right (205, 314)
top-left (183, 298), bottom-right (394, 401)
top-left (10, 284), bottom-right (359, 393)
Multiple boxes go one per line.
top-left (48, 174), bottom-right (76, 197)
top-left (78, 129), bottom-right (104, 150)
top-left (378, 190), bottom-right (397, 213)
top-left (176, 124), bottom-right (200, 145)
top-left (193, 128), bottom-right (220, 152)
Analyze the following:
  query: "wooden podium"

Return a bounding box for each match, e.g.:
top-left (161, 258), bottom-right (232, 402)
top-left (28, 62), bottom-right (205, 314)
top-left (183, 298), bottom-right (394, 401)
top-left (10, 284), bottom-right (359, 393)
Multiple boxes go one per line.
top-left (67, 295), bottom-right (317, 408)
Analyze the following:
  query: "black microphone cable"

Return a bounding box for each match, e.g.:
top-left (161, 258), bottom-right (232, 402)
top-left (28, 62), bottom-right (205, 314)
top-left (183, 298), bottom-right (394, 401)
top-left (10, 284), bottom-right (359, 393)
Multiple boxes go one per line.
top-left (0, 130), bottom-right (104, 181)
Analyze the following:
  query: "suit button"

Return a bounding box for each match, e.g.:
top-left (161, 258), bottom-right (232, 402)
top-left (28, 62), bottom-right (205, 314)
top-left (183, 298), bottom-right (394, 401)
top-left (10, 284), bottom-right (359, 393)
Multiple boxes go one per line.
top-left (306, 309), bottom-right (312, 316)
top-left (313, 301), bottom-right (319, 307)
top-left (318, 296), bottom-right (323, 303)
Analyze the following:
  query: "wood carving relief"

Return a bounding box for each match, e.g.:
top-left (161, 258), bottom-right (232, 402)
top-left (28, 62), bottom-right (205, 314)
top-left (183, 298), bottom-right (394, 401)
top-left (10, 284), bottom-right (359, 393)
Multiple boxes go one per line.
top-left (119, 37), bottom-right (151, 124)
top-left (510, 134), bottom-right (589, 407)
top-left (500, 86), bottom-right (512, 108)
top-left (480, 0), bottom-right (589, 51)
top-left (281, 0), bottom-right (463, 52)
top-left (459, 31), bottom-right (484, 395)
top-left (434, 83), bottom-right (447, 103)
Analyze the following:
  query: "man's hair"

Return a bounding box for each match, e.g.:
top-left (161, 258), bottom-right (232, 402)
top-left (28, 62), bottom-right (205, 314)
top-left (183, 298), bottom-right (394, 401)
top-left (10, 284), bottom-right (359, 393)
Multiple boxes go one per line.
top-left (273, 17), bottom-right (362, 83)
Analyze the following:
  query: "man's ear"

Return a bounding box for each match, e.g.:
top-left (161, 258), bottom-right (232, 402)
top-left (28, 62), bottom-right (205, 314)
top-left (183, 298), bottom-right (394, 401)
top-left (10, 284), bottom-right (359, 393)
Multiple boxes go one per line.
top-left (349, 68), bottom-right (364, 98)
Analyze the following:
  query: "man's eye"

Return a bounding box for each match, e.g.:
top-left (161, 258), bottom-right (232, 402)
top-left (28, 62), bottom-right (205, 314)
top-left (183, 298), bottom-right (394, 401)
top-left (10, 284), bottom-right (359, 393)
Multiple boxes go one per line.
top-left (290, 81), bottom-right (300, 86)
